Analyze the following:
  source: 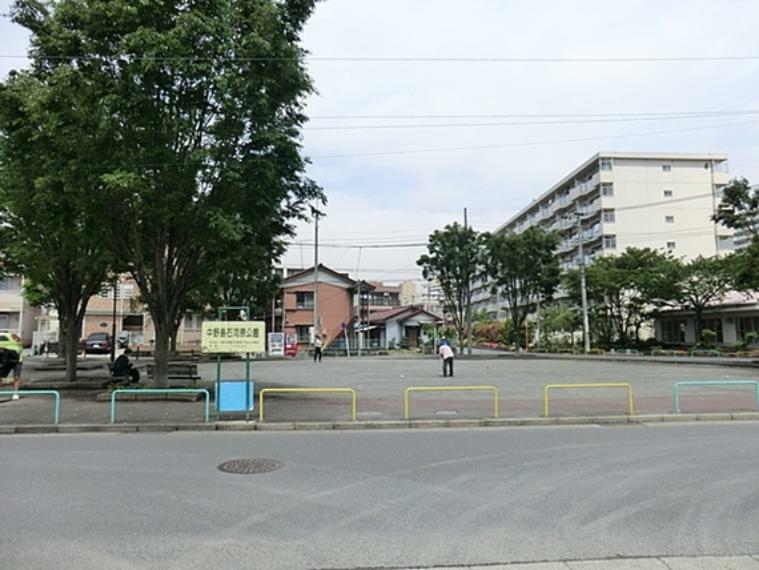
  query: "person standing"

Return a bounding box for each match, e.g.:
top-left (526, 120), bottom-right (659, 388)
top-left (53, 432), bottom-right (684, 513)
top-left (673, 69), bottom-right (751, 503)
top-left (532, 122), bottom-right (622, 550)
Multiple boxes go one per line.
top-left (439, 339), bottom-right (454, 378)
top-left (0, 333), bottom-right (23, 400)
top-left (313, 335), bottom-right (323, 363)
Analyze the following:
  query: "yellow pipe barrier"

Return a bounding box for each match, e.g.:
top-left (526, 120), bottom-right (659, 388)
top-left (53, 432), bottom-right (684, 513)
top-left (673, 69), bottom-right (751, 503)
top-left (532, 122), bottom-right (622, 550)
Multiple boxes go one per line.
top-left (544, 383), bottom-right (635, 416)
top-left (404, 385), bottom-right (499, 420)
top-left (258, 388), bottom-right (357, 422)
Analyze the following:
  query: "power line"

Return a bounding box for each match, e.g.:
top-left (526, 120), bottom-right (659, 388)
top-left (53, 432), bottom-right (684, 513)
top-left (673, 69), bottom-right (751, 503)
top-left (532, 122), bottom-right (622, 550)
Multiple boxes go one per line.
top-left (308, 110), bottom-right (759, 120)
top-left (305, 112), bottom-right (759, 131)
top-left (310, 119), bottom-right (759, 159)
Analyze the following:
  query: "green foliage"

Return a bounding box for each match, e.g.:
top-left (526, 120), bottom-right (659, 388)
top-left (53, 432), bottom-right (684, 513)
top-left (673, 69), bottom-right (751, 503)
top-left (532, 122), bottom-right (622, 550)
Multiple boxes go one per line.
top-left (417, 223), bottom-right (486, 350)
top-left (485, 227), bottom-right (561, 348)
top-left (5, 0), bottom-right (323, 385)
top-left (539, 304), bottom-right (580, 349)
top-left (713, 178), bottom-right (759, 240)
top-left (700, 328), bottom-right (717, 347)
top-left (565, 247), bottom-right (679, 346)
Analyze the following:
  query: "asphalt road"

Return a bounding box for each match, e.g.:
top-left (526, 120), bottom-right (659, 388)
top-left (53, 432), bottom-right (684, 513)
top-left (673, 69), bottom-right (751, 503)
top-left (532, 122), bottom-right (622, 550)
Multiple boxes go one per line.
top-left (3, 423), bottom-right (759, 569)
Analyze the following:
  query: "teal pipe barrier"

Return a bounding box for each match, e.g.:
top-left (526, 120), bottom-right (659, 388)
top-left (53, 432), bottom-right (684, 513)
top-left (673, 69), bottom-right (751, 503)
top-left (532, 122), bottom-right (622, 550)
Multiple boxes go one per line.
top-left (673, 380), bottom-right (759, 413)
top-left (110, 389), bottom-right (211, 423)
top-left (0, 390), bottom-right (60, 424)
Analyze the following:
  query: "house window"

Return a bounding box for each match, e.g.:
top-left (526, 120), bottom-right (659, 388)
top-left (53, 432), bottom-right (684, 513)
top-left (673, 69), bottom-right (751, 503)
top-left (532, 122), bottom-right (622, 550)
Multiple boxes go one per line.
top-left (661, 320), bottom-right (686, 343)
top-left (701, 318), bottom-right (724, 343)
top-left (718, 235), bottom-right (734, 251)
top-left (121, 285), bottom-right (134, 299)
top-left (0, 277), bottom-right (21, 291)
top-left (665, 216), bottom-right (675, 224)
top-left (662, 164), bottom-right (672, 172)
top-left (295, 291), bottom-right (314, 309)
top-left (600, 158), bottom-right (613, 171)
top-left (601, 183), bottom-right (614, 197)
top-left (602, 210), bottom-right (615, 223)
top-left (99, 286), bottom-right (110, 298)
top-left (295, 325), bottom-right (311, 343)
top-left (0, 314), bottom-right (8, 330)
top-left (663, 189), bottom-right (673, 198)
top-left (737, 317), bottom-right (759, 342)
top-left (667, 241), bottom-right (676, 251)
top-left (603, 235), bottom-right (617, 249)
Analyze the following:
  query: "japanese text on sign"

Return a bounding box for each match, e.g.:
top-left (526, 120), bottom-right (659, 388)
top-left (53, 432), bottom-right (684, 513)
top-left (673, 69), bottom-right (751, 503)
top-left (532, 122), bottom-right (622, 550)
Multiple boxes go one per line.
top-left (201, 321), bottom-right (266, 353)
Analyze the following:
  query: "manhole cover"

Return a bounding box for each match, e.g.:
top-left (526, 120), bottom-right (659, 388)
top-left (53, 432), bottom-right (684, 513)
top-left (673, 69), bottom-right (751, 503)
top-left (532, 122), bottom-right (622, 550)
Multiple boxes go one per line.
top-left (217, 458), bottom-right (285, 475)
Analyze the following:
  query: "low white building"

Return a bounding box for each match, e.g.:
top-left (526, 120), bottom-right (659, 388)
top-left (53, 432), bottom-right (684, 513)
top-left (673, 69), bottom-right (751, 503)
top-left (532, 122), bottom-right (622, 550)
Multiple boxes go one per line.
top-left (0, 274), bottom-right (41, 346)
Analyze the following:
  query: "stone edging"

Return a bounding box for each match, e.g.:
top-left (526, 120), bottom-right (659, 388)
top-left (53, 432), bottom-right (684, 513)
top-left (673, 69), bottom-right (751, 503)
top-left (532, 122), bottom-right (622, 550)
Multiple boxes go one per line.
top-left (2, 411), bottom-right (759, 434)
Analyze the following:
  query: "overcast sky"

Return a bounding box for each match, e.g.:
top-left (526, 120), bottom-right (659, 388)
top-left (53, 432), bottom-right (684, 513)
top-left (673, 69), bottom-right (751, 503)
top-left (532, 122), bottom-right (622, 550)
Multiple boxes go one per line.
top-left (2, 0), bottom-right (759, 286)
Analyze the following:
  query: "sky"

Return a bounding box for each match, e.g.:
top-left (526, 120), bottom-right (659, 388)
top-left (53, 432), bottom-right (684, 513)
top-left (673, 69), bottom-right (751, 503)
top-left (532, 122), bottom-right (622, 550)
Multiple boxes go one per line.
top-left (2, 0), bottom-right (759, 287)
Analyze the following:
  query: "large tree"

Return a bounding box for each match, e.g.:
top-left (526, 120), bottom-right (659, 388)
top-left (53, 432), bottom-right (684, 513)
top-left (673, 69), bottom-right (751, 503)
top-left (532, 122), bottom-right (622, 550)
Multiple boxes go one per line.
top-left (10, 0), bottom-right (324, 385)
top-left (669, 255), bottom-right (736, 341)
top-left (713, 177), bottom-right (759, 291)
top-left (484, 227), bottom-right (561, 349)
top-left (417, 223), bottom-right (486, 352)
top-left (565, 248), bottom-right (679, 346)
top-left (0, 63), bottom-right (117, 381)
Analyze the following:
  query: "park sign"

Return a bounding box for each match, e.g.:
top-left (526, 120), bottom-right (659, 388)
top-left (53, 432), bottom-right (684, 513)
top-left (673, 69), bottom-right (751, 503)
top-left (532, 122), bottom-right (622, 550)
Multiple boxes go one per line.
top-left (201, 321), bottom-right (266, 354)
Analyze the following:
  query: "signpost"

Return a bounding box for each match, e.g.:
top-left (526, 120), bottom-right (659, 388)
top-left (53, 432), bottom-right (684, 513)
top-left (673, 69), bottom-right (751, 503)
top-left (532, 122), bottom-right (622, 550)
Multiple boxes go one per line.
top-left (202, 306), bottom-right (265, 420)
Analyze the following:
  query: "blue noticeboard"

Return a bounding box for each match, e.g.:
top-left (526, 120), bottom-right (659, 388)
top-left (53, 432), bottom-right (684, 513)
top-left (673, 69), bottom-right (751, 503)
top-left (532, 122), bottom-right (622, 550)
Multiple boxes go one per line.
top-left (217, 380), bottom-right (255, 413)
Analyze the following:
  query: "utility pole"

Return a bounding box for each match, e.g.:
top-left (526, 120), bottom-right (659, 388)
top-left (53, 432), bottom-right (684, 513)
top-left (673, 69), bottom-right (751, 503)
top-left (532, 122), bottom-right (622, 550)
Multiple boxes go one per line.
top-left (576, 211), bottom-right (591, 354)
top-left (464, 207), bottom-right (473, 355)
top-left (110, 279), bottom-right (117, 362)
top-left (313, 208), bottom-right (319, 347)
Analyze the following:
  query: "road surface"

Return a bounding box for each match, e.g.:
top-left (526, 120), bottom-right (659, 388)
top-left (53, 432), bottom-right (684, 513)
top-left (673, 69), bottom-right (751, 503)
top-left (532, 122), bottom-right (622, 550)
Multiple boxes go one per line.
top-left (2, 422), bottom-right (759, 568)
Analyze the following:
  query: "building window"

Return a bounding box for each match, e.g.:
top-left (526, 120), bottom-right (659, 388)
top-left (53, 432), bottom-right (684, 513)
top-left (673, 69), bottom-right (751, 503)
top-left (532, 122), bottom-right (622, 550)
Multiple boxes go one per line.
top-left (0, 314), bottom-right (8, 330)
top-left (714, 185), bottom-right (725, 199)
top-left (666, 241), bottom-right (676, 251)
top-left (718, 235), bottom-right (734, 251)
top-left (295, 325), bottom-right (311, 343)
top-left (99, 287), bottom-right (110, 298)
top-left (602, 210), bottom-right (615, 223)
top-left (662, 164), bottom-right (672, 172)
top-left (601, 183), bottom-right (614, 197)
top-left (0, 276), bottom-right (21, 291)
top-left (603, 235), bottom-right (617, 249)
top-left (121, 285), bottom-right (134, 299)
top-left (737, 317), bottom-right (759, 342)
top-left (600, 158), bottom-right (613, 171)
top-left (701, 318), bottom-right (724, 343)
top-left (661, 320), bottom-right (686, 343)
top-left (295, 291), bottom-right (314, 309)
top-left (665, 216), bottom-right (675, 224)
top-left (663, 189), bottom-right (673, 198)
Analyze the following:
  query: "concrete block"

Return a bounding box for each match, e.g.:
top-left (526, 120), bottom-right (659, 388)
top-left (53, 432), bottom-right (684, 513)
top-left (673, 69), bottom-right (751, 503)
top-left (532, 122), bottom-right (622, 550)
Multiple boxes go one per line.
top-left (360, 421), bottom-right (412, 430)
top-left (447, 419), bottom-right (487, 428)
top-left (634, 414), bottom-right (666, 422)
top-left (332, 421), bottom-right (363, 430)
top-left (409, 419), bottom-right (450, 429)
top-left (731, 412), bottom-right (759, 421)
top-left (294, 422), bottom-right (335, 430)
top-left (135, 424), bottom-right (178, 432)
top-left (659, 413), bottom-right (698, 422)
top-left (256, 422), bottom-right (296, 431)
top-left (58, 424), bottom-right (99, 433)
top-left (216, 421), bottom-right (256, 431)
top-left (99, 424), bottom-right (139, 432)
top-left (696, 413), bottom-right (733, 422)
top-left (592, 415), bottom-right (634, 424)
top-left (0, 425), bottom-right (16, 434)
top-left (174, 423), bottom-right (216, 431)
top-left (14, 425), bottom-right (58, 434)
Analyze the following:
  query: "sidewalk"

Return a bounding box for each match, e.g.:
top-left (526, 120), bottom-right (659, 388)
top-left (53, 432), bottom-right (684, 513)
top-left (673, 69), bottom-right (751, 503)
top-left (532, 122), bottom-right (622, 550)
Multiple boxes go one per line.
top-left (400, 555), bottom-right (759, 569)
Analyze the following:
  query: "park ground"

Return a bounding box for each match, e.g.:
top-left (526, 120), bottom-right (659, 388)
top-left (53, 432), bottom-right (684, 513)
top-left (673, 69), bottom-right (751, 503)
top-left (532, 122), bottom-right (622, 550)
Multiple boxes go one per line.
top-left (1, 355), bottom-right (759, 425)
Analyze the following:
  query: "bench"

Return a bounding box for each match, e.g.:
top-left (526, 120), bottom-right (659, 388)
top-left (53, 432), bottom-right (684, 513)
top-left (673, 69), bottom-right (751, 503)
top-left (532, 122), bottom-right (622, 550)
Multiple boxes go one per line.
top-left (146, 363), bottom-right (201, 385)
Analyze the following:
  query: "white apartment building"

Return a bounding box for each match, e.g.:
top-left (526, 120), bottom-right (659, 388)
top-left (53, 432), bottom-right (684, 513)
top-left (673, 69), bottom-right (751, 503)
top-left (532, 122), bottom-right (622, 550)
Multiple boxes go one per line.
top-left (473, 151), bottom-right (733, 317)
top-left (0, 274), bottom-right (41, 345)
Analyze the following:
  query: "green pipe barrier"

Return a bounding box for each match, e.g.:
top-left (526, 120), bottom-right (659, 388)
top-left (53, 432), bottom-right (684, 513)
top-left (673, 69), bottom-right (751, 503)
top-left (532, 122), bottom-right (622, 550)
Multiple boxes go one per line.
top-left (1, 390), bottom-right (60, 424)
top-left (110, 389), bottom-right (211, 423)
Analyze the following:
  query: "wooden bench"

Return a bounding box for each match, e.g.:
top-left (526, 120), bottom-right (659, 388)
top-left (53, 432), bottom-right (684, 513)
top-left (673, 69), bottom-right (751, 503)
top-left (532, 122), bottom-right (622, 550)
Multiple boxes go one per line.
top-left (146, 363), bottom-right (201, 384)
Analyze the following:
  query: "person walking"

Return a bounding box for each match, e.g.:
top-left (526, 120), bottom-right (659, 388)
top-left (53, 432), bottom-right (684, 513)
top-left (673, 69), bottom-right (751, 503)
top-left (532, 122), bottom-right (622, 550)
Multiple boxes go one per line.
top-left (0, 333), bottom-right (23, 400)
top-left (313, 335), bottom-right (323, 363)
top-left (439, 339), bottom-right (454, 378)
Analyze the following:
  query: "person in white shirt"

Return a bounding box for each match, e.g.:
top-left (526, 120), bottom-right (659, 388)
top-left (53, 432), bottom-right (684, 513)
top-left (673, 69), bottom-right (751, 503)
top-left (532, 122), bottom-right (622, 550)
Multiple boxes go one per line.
top-left (438, 340), bottom-right (454, 378)
top-left (313, 335), bottom-right (323, 363)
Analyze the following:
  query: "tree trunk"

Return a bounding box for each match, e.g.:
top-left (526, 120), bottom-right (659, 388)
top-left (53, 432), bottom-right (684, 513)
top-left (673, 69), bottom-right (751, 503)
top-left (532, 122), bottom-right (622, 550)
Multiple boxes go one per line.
top-left (152, 319), bottom-right (171, 388)
top-left (60, 313), bottom-right (81, 382)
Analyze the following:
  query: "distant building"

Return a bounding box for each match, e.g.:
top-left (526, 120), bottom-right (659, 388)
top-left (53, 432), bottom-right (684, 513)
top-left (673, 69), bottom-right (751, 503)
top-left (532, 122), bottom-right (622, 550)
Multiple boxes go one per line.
top-left (473, 151), bottom-right (733, 318)
top-left (0, 274), bottom-right (40, 345)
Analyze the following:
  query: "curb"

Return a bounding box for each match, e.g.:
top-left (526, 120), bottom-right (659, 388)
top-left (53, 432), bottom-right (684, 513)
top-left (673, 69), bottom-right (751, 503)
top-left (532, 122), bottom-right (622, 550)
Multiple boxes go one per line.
top-left (3, 411), bottom-right (759, 435)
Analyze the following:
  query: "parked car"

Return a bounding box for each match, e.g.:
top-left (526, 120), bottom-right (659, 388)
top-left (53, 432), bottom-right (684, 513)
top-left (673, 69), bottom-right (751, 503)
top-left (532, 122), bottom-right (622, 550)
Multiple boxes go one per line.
top-left (83, 332), bottom-right (112, 354)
